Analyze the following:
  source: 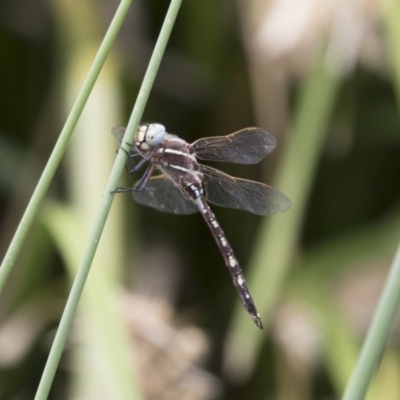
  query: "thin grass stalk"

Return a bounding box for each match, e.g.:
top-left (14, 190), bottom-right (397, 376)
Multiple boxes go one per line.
top-left (342, 243), bottom-right (400, 400)
top-left (0, 0), bottom-right (132, 294)
top-left (224, 54), bottom-right (340, 378)
top-left (341, 2), bottom-right (400, 397)
top-left (33, 1), bottom-right (182, 399)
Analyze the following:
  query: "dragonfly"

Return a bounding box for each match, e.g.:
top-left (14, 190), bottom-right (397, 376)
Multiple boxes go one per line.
top-left (112, 123), bottom-right (291, 329)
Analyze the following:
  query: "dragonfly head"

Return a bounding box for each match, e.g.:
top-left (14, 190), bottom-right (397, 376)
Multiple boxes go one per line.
top-left (136, 123), bottom-right (165, 151)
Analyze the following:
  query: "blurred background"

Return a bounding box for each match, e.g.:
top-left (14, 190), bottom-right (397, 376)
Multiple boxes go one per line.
top-left (0, 0), bottom-right (400, 399)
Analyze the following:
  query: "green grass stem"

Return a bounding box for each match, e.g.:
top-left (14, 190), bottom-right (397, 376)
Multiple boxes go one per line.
top-left (341, 2), bottom-right (400, 397)
top-left (342, 243), bottom-right (400, 400)
top-left (0, 0), bottom-right (132, 295)
top-left (33, 1), bottom-right (182, 399)
top-left (287, 207), bottom-right (400, 394)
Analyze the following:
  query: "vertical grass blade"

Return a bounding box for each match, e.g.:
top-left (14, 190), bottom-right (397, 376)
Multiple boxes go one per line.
top-left (34, 1), bottom-right (182, 399)
top-left (342, 243), bottom-right (400, 400)
top-left (342, 1), bottom-right (400, 396)
top-left (0, 0), bottom-right (132, 294)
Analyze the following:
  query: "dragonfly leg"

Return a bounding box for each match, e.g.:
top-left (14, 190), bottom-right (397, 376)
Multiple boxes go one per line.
top-left (113, 163), bottom-right (156, 193)
top-left (132, 163), bottom-right (156, 191)
top-left (126, 157), bottom-right (148, 175)
top-left (112, 186), bottom-right (135, 193)
top-left (116, 143), bottom-right (148, 174)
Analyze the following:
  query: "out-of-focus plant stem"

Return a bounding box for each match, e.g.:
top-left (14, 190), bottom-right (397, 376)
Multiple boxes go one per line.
top-left (341, 243), bottom-right (400, 400)
top-left (224, 53), bottom-right (340, 378)
top-left (0, 0), bottom-right (131, 295)
top-left (50, 0), bottom-right (131, 398)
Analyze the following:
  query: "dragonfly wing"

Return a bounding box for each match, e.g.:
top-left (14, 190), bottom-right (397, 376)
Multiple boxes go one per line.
top-left (111, 126), bottom-right (126, 144)
top-left (200, 165), bottom-right (291, 215)
top-left (132, 176), bottom-right (199, 215)
top-left (191, 127), bottom-right (276, 164)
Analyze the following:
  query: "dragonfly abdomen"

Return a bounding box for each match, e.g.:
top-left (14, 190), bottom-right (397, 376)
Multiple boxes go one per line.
top-left (192, 194), bottom-right (263, 329)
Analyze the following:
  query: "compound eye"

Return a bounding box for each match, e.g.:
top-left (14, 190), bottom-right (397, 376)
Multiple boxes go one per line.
top-left (145, 123), bottom-right (165, 146)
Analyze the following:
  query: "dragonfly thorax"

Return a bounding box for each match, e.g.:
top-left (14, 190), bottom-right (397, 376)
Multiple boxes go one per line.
top-left (135, 123), bottom-right (166, 151)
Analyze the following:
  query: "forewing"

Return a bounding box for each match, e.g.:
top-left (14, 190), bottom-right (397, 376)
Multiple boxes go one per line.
top-left (111, 126), bottom-right (126, 144)
top-left (132, 176), bottom-right (199, 215)
top-left (191, 127), bottom-right (276, 164)
top-left (201, 165), bottom-right (291, 215)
